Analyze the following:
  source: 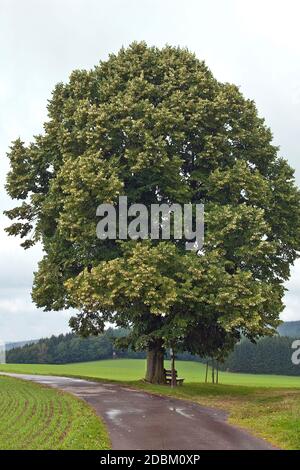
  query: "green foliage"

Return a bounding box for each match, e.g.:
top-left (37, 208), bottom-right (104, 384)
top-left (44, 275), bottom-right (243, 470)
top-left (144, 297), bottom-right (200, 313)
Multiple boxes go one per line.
top-left (5, 42), bottom-right (300, 358)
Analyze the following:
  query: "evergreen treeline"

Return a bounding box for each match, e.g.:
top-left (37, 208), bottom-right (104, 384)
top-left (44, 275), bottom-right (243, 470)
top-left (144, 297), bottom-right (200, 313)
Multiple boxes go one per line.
top-left (220, 336), bottom-right (300, 376)
top-left (6, 328), bottom-right (146, 364)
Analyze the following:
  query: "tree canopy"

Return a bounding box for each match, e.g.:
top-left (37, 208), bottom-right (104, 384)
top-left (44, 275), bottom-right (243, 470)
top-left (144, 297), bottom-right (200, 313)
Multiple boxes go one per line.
top-left (5, 42), bottom-right (300, 383)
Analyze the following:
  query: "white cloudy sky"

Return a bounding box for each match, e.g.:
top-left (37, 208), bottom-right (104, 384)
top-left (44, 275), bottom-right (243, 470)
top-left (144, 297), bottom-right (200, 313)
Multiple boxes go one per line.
top-left (0, 0), bottom-right (300, 341)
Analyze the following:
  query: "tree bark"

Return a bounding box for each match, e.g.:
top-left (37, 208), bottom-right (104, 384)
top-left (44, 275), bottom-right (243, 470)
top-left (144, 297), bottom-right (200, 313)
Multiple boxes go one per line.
top-left (145, 341), bottom-right (166, 384)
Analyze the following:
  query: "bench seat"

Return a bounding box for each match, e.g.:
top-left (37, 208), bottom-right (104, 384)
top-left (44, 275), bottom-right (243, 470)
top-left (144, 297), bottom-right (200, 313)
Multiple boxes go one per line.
top-left (164, 368), bottom-right (184, 386)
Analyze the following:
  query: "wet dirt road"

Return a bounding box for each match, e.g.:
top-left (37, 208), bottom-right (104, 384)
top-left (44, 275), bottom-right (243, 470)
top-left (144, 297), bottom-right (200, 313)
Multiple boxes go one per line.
top-left (2, 373), bottom-right (276, 450)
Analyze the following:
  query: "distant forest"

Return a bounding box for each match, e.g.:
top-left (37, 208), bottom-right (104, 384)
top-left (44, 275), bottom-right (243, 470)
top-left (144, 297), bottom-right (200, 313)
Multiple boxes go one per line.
top-left (7, 328), bottom-right (145, 364)
top-left (7, 328), bottom-right (196, 365)
top-left (220, 336), bottom-right (300, 376)
top-left (7, 322), bottom-right (300, 376)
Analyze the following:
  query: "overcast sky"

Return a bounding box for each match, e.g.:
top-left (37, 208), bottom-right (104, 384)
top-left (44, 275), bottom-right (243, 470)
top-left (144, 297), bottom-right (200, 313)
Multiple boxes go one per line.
top-left (1, 0), bottom-right (300, 342)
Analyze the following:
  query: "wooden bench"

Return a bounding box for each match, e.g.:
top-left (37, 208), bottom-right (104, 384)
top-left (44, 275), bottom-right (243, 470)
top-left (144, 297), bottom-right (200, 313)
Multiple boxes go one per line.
top-left (164, 368), bottom-right (184, 386)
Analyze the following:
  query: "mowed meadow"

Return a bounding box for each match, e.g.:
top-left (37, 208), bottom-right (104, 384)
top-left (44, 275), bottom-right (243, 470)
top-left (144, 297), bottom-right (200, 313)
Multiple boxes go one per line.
top-left (1, 358), bottom-right (300, 388)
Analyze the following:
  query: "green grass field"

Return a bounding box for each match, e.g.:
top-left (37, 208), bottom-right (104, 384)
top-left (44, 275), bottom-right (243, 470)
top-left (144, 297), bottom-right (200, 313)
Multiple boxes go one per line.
top-left (0, 375), bottom-right (110, 450)
top-left (1, 358), bottom-right (300, 388)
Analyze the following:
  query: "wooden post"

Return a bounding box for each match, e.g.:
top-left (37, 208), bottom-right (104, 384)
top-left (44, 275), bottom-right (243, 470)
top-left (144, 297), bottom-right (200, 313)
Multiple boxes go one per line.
top-left (205, 360), bottom-right (209, 384)
top-left (171, 348), bottom-right (177, 388)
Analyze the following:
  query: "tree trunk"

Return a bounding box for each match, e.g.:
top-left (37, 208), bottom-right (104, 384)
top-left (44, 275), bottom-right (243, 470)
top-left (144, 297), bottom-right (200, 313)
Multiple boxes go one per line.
top-left (212, 358), bottom-right (215, 384)
top-left (216, 362), bottom-right (219, 384)
top-left (145, 341), bottom-right (166, 384)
